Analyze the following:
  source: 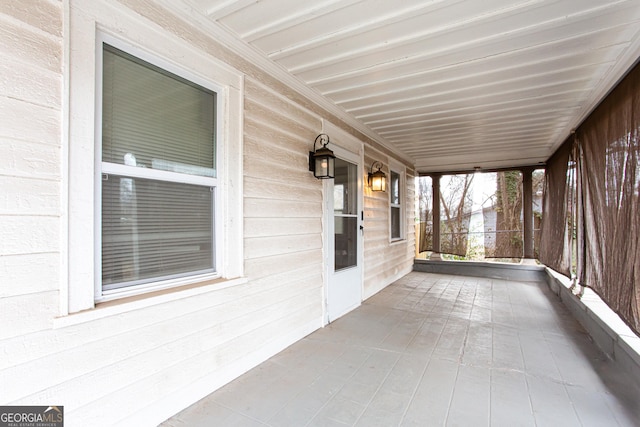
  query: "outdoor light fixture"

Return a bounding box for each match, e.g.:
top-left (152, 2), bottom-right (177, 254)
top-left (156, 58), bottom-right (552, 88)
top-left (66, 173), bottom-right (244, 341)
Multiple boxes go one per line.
top-left (368, 161), bottom-right (386, 192)
top-left (309, 133), bottom-right (336, 179)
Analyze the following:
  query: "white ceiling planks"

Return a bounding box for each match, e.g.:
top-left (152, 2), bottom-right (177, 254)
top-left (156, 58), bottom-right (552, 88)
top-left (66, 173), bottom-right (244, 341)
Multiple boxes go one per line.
top-left (184, 0), bottom-right (640, 172)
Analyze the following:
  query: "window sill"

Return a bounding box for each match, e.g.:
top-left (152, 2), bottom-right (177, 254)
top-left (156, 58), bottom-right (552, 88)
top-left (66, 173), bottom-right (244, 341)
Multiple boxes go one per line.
top-left (54, 276), bottom-right (248, 329)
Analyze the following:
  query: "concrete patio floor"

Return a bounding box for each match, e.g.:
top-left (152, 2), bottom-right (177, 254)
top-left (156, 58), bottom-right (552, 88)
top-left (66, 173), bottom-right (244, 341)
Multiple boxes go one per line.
top-left (161, 272), bottom-right (640, 426)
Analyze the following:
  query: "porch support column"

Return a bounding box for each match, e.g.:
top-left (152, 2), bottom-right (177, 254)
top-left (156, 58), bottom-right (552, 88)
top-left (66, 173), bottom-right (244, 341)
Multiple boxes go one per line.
top-left (522, 167), bottom-right (535, 263)
top-left (430, 174), bottom-right (442, 260)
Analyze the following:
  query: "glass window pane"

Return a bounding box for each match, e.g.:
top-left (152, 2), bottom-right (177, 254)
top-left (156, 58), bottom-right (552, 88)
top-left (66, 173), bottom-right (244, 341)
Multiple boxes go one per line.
top-left (102, 44), bottom-right (216, 177)
top-left (102, 177), bottom-right (214, 289)
top-left (333, 184), bottom-right (344, 211)
top-left (391, 206), bottom-right (401, 239)
top-left (334, 159), bottom-right (357, 215)
top-left (390, 171), bottom-right (401, 239)
top-left (333, 158), bottom-right (358, 271)
top-left (335, 216), bottom-right (357, 271)
top-left (391, 171), bottom-right (400, 205)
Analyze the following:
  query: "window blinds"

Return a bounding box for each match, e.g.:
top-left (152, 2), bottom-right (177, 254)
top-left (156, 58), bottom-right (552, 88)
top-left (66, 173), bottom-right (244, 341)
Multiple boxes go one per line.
top-left (101, 44), bottom-right (216, 290)
top-left (102, 44), bottom-right (216, 176)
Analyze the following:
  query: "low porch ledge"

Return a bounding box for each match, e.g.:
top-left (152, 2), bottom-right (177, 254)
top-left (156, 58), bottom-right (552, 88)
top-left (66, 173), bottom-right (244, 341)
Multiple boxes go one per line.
top-left (545, 267), bottom-right (640, 387)
top-left (413, 258), bottom-right (546, 282)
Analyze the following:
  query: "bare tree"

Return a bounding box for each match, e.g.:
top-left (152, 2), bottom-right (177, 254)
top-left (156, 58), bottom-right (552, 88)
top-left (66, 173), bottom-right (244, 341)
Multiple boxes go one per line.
top-left (440, 174), bottom-right (474, 256)
top-left (417, 177), bottom-right (432, 253)
top-left (493, 171), bottom-right (523, 258)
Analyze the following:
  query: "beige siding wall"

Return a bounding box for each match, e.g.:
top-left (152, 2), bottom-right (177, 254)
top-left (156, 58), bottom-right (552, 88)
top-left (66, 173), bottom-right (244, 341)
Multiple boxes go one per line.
top-left (363, 148), bottom-right (416, 299)
top-left (0, 1), bottom-right (415, 425)
top-left (0, 1), bottom-right (63, 337)
top-left (244, 78), bottom-right (324, 284)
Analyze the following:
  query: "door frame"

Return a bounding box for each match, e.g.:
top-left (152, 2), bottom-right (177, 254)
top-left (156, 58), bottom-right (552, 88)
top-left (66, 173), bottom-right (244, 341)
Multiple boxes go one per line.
top-left (321, 128), bottom-right (364, 325)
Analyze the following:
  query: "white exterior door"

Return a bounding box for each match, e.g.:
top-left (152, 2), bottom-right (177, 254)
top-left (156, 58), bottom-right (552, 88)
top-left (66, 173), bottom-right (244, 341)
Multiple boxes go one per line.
top-left (326, 148), bottom-right (363, 323)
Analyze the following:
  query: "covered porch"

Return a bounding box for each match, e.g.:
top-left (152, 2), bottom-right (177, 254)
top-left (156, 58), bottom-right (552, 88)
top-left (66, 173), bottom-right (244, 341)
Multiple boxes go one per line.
top-left (3, 1), bottom-right (640, 424)
top-left (162, 271), bottom-right (640, 426)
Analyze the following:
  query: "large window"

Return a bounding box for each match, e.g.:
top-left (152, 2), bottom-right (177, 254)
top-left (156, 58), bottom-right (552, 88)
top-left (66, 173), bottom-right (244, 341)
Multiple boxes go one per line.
top-left (67, 12), bottom-right (242, 314)
top-left (99, 44), bottom-right (218, 292)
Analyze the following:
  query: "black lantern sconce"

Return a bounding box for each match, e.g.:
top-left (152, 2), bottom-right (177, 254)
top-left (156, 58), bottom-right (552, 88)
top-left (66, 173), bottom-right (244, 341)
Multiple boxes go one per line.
top-left (309, 134), bottom-right (336, 179)
top-left (368, 161), bottom-right (387, 192)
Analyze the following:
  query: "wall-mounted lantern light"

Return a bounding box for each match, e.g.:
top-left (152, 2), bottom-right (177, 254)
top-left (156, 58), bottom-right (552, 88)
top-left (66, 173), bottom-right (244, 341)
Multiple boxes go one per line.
top-left (368, 161), bottom-right (386, 192)
top-left (309, 134), bottom-right (335, 179)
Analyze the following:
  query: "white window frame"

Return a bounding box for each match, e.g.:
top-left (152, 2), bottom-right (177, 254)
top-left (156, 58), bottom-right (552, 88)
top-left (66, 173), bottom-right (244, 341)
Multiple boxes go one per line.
top-left (389, 160), bottom-right (406, 242)
top-left (65, 4), bottom-right (244, 314)
top-left (95, 35), bottom-right (223, 300)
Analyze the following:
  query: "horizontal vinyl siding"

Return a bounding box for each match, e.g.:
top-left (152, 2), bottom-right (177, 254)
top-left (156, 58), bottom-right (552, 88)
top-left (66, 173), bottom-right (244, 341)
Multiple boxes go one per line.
top-left (0, 253), bottom-right (60, 298)
top-left (243, 77), bottom-right (323, 282)
top-left (242, 80), bottom-right (324, 343)
top-left (5, 275), bottom-right (320, 409)
top-left (0, 0), bottom-right (65, 417)
top-left (0, 10), bottom-right (62, 74)
top-left (0, 0), bottom-right (63, 346)
top-left (4, 240), bottom-right (321, 423)
top-left (363, 150), bottom-right (415, 299)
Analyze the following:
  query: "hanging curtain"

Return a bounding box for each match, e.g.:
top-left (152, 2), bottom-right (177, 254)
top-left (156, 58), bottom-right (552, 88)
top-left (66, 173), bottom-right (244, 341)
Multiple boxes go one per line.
top-left (538, 140), bottom-right (573, 276)
top-left (577, 62), bottom-right (640, 334)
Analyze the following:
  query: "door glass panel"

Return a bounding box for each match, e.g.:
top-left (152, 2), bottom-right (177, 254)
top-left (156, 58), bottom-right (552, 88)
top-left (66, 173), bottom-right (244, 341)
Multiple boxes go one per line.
top-left (335, 216), bottom-right (357, 270)
top-left (334, 158), bottom-right (358, 271)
